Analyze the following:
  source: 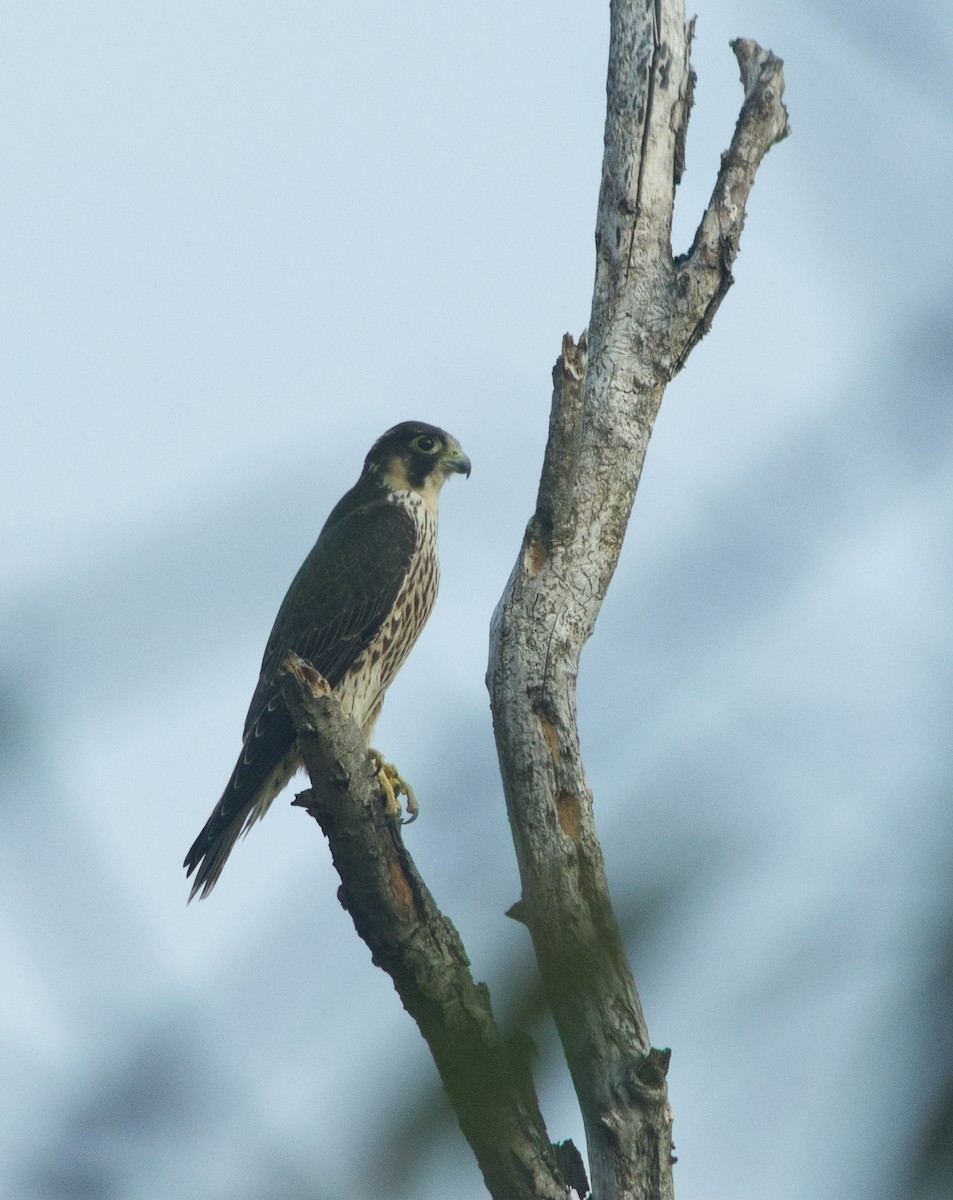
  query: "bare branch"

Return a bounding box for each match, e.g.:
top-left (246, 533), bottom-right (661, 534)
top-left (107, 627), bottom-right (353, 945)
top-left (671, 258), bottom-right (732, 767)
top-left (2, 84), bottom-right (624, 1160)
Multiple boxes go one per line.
top-left (692, 39), bottom-right (789, 267)
top-left (277, 653), bottom-right (571, 1200)
top-left (490, 334), bottom-right (673, 1200)
top-left (675, 39), bottom-right (790, 371)
top-left (489, 4), bottom-right (787, 1199)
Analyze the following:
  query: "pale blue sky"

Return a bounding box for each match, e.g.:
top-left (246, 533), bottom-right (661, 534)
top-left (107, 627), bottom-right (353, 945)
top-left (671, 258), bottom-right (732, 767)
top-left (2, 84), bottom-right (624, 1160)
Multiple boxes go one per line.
top-left (2, 3), bottom-right (952, 1198)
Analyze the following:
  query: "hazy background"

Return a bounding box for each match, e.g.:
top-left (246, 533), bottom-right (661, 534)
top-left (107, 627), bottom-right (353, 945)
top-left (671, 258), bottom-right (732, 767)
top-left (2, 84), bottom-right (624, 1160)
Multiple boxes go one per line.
top-left (3, 1), bottom-right (952, 1197)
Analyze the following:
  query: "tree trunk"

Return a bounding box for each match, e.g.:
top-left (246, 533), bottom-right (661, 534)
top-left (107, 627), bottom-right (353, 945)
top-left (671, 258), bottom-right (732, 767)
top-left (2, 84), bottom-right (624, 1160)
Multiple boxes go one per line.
top-left (487, 4), bottom-right (788, 1197)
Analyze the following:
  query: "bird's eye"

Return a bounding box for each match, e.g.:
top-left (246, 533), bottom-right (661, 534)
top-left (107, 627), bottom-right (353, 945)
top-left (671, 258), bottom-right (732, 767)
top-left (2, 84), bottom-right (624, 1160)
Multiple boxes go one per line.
top-left (411, 434), bottom-right (439, 455)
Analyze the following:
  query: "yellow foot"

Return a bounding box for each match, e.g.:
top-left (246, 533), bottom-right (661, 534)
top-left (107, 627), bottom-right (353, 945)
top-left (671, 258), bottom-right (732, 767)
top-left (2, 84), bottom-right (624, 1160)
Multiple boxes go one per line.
top-left (369, 749), bottom-right (419, 824)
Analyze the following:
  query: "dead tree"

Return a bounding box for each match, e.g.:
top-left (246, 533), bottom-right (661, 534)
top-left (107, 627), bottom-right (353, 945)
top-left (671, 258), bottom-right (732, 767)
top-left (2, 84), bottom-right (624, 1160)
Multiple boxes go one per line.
top-left (281, 1), bottom-right (788, 1197)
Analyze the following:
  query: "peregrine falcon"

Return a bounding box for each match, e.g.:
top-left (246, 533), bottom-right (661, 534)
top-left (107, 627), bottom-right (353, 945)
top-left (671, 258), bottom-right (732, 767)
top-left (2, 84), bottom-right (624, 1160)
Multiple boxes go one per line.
top-left (184, 421), bottom-right (470, 901)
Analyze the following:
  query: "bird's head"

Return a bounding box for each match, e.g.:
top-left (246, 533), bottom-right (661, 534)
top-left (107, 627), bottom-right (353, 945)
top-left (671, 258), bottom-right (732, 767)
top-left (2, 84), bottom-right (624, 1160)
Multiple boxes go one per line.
top-left (366, 421), bottom-right (471, 502)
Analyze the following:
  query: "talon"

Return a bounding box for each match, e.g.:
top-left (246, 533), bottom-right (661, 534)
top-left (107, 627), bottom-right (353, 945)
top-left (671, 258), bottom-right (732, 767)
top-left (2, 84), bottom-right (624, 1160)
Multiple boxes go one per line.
top-left (369, 749), bottom-right (419, 824)
top-left (401, 779), bottom-right (419, 825)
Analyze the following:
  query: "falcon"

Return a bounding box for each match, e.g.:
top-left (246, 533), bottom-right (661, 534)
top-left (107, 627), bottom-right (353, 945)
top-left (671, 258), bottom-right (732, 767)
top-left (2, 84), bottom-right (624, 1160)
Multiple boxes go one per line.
top-left (184, 421), bottom-right (470, 900)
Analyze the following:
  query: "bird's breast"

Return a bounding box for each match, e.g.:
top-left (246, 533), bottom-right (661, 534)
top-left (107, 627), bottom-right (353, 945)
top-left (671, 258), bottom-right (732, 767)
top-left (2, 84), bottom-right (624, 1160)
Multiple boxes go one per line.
top-left (335, 491), bottom-right (439, 738)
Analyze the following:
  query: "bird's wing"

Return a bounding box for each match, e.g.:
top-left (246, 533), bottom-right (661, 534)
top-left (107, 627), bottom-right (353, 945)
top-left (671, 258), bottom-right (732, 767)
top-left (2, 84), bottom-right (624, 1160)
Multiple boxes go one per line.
top-left (244, 497), bottom-right (418, 736)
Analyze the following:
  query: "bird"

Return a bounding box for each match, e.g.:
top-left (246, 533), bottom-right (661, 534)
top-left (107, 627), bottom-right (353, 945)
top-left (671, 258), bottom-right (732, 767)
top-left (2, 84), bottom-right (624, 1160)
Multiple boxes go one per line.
top-left (184, 421), bottom-right (470, 901)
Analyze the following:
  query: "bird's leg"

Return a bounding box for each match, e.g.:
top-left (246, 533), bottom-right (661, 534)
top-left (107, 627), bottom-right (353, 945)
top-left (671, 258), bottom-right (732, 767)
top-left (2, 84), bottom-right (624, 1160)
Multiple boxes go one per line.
top-left (368, 749), bottom-right (419, 824)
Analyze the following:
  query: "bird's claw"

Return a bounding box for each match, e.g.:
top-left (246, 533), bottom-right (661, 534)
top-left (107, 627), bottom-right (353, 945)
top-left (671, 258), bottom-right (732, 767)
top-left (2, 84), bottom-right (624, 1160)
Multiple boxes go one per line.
top-left (369, 749), bottom-right (419, 824)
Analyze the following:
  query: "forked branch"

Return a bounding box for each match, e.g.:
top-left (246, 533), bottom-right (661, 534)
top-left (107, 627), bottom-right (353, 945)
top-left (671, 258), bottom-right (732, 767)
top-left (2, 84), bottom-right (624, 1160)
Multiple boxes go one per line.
top-left (488, 4), bottom-right (788, 1199)
top-left (281, 4), bottom-right (786, 1198)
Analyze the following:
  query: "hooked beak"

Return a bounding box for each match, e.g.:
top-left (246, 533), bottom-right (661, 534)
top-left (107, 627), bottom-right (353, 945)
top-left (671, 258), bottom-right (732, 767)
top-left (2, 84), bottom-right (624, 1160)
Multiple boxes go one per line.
top-left (442, 443), bottom-right (471, 478)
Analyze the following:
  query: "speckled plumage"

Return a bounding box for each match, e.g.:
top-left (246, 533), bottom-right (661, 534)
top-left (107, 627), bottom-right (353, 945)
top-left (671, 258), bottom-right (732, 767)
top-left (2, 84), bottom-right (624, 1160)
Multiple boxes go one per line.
top-left (184, 422), bottom-right (469, 900)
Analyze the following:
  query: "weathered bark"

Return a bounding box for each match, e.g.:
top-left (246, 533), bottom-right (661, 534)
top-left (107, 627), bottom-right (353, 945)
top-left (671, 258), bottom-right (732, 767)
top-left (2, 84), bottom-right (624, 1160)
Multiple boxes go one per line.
top-left (487, 5), bottom-right (788, 1199)
top-left (278, 654), bottom-right (572, 1200)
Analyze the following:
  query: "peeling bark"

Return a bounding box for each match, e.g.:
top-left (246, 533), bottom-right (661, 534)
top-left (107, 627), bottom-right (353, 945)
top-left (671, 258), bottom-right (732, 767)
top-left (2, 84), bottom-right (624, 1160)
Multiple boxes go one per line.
top-left (487, 5), bottom-right (788, 1199)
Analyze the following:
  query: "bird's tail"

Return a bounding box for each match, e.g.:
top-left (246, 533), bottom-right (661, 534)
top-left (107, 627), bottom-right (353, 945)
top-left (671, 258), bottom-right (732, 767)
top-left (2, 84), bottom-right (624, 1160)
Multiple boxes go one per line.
top-left (183, 788), bottom-right (253, 902)
top-left (184, 724), bottom-right (301, 901)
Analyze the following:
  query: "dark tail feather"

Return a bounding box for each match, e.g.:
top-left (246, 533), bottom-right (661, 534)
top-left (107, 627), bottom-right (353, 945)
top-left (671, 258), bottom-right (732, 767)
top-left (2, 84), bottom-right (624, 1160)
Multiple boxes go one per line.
top-left (184, 701), bottom-right (299, 901)
top-left (184, 796), bottom-right (251, 902)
